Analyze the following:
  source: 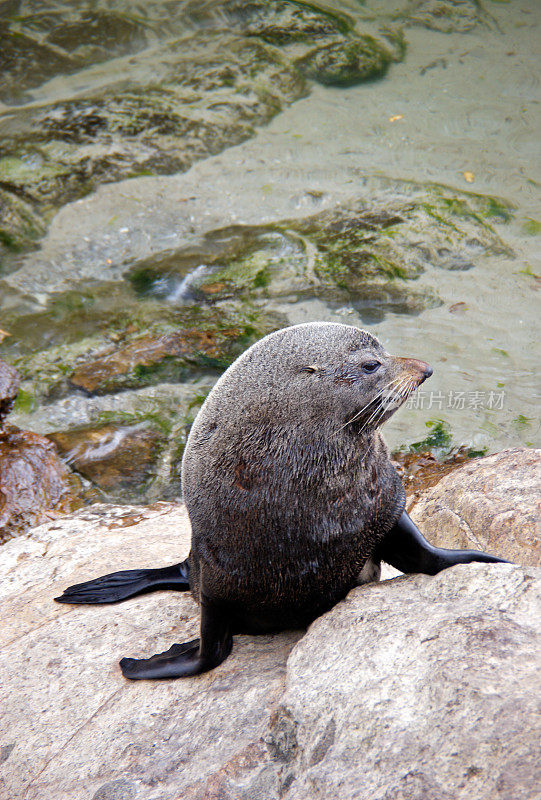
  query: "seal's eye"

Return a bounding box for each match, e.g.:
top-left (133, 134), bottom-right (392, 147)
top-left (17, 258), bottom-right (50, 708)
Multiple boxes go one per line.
top-left (300, 365), bottom-right (318, 374)
top-left (362, 361), bottom-right (381, 375)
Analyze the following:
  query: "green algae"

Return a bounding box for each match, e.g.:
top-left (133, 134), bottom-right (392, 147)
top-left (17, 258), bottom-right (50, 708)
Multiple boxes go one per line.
top-left (12, 388), bottom-right (36, 415)
top-left (410, 419), bottom-right (453, 452)
top-left (295, 36), bottom-right (393, 86)
top-left (522, 218), bottom-right (541, 236)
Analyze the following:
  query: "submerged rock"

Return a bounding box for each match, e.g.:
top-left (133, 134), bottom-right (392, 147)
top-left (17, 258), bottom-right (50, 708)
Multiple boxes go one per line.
top-left (0, 187), bottom-right (47, 254)
top-left (410, 447), bottom-right (541, 566)
top-left (127, 186), bottom-right (512, 325)
top-left (399, 0), bottom-right (495, 34)
top-left (7, 289), bottom-right (281, 402)
top-left (295, 36), bottom-right (394, 86)
top-left (0, 3), bottom-right (154, 102)
top-left (0, 0), bottom-right (399, 256)
top-left (0, 29), bottom-right (306, 255)
top-left (47, 423), bottom-right (167, 495)
top-left (0, 502), bottom-right (538, 799)
top-left (68, 328), bottom-right (245, 395)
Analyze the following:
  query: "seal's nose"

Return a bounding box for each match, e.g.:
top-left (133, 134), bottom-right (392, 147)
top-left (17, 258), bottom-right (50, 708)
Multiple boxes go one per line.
top-left (415, 360), bottom-right (433, 383)
top-left (395, 357), bottom-right (433, 384)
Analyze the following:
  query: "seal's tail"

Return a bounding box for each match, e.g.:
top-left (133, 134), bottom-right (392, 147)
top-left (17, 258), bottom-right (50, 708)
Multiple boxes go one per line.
top-left (54, 560), bottom-right (190, 604)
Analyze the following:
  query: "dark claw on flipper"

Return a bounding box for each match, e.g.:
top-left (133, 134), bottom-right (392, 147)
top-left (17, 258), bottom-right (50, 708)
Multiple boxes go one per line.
top-left (54, 561), bottom-right (190, 604)
top-left (377, 511), bottom-right (510, 575)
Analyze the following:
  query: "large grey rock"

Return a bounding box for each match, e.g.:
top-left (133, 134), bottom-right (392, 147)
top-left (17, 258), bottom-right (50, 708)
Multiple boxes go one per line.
top-left (276, 564), bottom-right (540, 800)
top-left (0, 504), bottom-right (301, 800)
top-left (410, 448), bottom-right (541, 566)
top-left (184, 564), bottom-right (540, 800)
top-left (1, 503), bottom-right (539, 800)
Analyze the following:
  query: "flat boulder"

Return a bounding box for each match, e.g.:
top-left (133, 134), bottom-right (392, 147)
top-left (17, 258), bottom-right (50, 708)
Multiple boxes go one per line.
top-left (410, 447), bottom-right (541, 565)
top-left (1, 502), bottom-right (538, 800)
top-left (0, 503), bottom-right (301, 800)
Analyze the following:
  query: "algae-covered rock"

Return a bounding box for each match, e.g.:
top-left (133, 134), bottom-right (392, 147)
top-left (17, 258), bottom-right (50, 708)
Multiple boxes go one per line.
top-left (68, 327), bottom-right (248, 395)
top-left (9, 308), bottom-right (279, 402)
top-left (127, 184), bottom-right (512, 324)
top-left (13, 382), bottom-right (210, 504)
top-left (0, 3), bottom-right (155, 102)
top-left (0, 187), bottom-right (47, 254)
top-left (0, 31), bottom-right (306, 247)
top-left (0, 355), bottom-right (81, 541)
top-left (400, 0), bottom-right (495, 33)
top-left (0, 0), bottom-right (401, 257)
top-left (184, 0), bottom-right (354, 44)
top-left (0, 270), bottom-right (282, 400)
top-left (295, 37), bottom-right (393, 86)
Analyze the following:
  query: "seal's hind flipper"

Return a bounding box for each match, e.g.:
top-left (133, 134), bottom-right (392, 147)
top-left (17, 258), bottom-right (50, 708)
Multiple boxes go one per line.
top-left (55, 560), bottom-right (190, 604)
top-left (377, 511), bottom-right (509, 575)
top-left (120, 591), bottom-right (232, 680)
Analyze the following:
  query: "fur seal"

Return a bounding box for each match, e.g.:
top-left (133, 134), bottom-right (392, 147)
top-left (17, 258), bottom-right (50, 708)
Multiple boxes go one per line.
top-left (56, 322), bottom-right (507, 679)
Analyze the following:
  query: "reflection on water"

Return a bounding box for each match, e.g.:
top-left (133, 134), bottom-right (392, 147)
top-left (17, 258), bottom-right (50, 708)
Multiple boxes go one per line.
top-left (0, 0), bottom-right (539, 502)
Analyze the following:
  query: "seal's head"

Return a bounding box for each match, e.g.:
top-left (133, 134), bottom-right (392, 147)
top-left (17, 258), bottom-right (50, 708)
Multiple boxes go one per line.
top-left (207, 322), bottom-right (432, 433)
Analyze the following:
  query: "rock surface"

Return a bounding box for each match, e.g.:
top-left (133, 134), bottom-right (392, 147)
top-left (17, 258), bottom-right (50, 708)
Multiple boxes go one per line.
top-left (1, 503), bottom-right (539, 800)
top-left (0, 358), bottom-right (21, 425)
top-left (410, 447), bottom-right (541, 566)
top-left (0, 356), bottom-right (80, 542)
top-left (0, 425), bottom-right (79, 543)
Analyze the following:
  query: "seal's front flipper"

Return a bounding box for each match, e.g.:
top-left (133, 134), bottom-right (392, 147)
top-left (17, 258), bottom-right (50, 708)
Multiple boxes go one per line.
top-left (54, 560), bottom-right (190, 604)
top-left (377, 511), bottom-right (509, 575)
top-left (119, 593), bottom-right (232, 680)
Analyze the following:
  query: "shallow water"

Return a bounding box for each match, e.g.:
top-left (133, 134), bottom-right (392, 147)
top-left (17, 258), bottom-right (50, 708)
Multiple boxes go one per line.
top-left (1, 0), bottom-right (539, 501)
